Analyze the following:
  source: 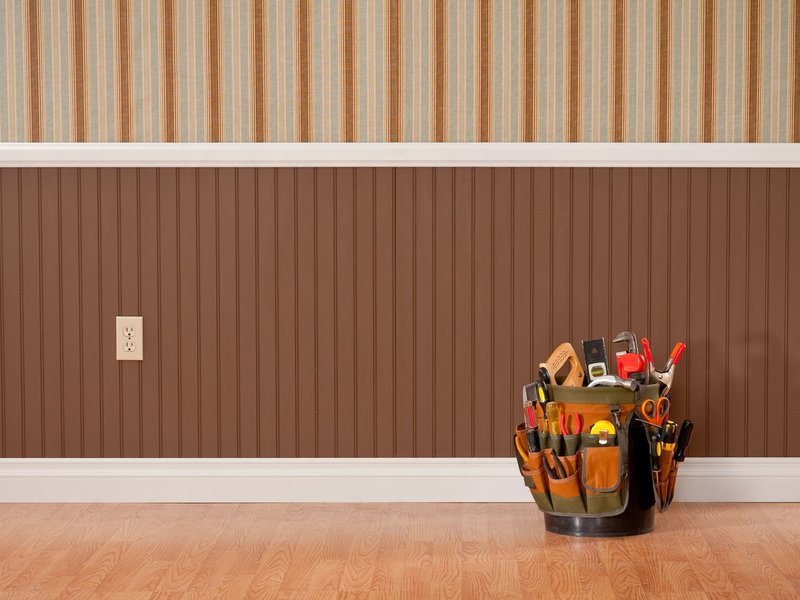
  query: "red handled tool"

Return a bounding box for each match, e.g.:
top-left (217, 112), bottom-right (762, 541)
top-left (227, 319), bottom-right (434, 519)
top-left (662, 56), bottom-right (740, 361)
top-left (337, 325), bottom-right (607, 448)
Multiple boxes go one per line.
top-left (560, 412), bottom-right (583, 436)
top-left (613, 331), bottom-right (646, 380)
top-left (521, 383), bottom-right (541, 453)
top-left (642, 338), bottom-right (686, 395)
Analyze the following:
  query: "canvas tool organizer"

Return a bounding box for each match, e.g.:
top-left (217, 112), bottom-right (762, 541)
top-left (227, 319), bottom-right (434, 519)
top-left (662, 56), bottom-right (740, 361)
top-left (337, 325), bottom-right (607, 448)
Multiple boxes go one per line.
top-left (514, 383), bottom-right (682, 536)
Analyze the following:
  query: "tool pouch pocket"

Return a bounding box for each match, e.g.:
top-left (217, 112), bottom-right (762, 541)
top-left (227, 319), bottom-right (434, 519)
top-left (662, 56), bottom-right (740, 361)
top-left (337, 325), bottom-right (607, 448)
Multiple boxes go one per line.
top-left (542, 433), bottom-right (563, 455)
top-left (521, 450), bottom-right (554, 512)
top-left (651, 446), bottom-right (681, 512)
top-left (580, 432), bottom-right (618, 448)
top-left (563, 434), bottom-right (581, 456)
top-left (545, 453), bottom-right (585, 514)
top-left (513, 429), bottom-right (554, 512)
top-left (582, 446), bottom-right (625, 515)
top-left (639, 420), bottom-right (683, 513)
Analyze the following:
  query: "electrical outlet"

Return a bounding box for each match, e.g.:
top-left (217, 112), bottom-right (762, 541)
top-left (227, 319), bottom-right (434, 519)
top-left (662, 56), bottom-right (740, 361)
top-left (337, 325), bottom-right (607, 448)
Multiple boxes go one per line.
top-left (116, 316), bottom-right (143, 361)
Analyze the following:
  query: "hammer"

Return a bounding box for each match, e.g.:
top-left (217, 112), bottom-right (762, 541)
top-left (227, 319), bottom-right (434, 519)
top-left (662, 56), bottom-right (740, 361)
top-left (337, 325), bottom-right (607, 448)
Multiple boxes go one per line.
top-left (587, 375), bottom-right (640, 391)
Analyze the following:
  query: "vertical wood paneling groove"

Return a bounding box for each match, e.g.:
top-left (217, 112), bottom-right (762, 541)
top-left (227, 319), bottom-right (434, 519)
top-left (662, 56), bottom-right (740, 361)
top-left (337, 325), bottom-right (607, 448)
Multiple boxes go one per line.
top-left (214, 170), bottom-right (221, 457)
top-left (725, 169), bottom-right (731, 456)
top-left (114, 170), bottom-right (122, 454)
top-left (254, 170), bottom-right (261, 456)
top-left (666, 171), bottom-right (672, 353)
top-left (372, 169), bottom-right (377, 457)
top-left (155, 171), bottom-right (162, 456)
top-left (489, 169), bottom-right (495, 458)
top-left (0, 171), bottom-right (5, 457)
top-left (529, 169), bottom-right (534, 367)
top-left (647, 171), bottom-right (652, 336)
top-left (77, 171), bottom-right (85, 456)
top-left (136, 170), bottom-right (143, 457)
top-left (174, 171), bottom-right (182, 456)
top-left (470, 168), bottom-right (476, 456)
top-left (430, 169), bottom-right (436, 455)
top-left (96, 170), bottom-right (104, 456)
top-left (764, 170), bottom-right (770, 456)
top-left (391, 169), bottom-right (397, 456)
top-left (411, 170), bottom-right (417, 457)
top-left (450, 169), bottom-right (456, 457)
top-left (588, 170), bottom-right (593, 335)
top-left (568, 169), bottom-right (574, 342)
top-left (17, 171), bottom-right (25, 457)
top-left (549, 170), bottom-right (554, 348)
top-left (607, 172), bottom-right (612, 341)
top-left (235, 169), bottom-right (241, 457)
top-left (313, 169), bottom-right (319, 456)
top-left (744, 170), bottom-right (750, 455)
top-left (194, 169), bottom-right (201, 457)
top-left (784, 169), bottom-right (790, 456)
top-left (684, 171), bottom-right (691, 423)
top-left (705, 169), bottom-right (712, 455)
top-left (509, 170), bottom-right (515, 443)
top-left (333, 170), bottom-right (339, 457)
top-left (273, 170), bottom-right (280, 456)
top-left (626, 169), bottom-right (632, 329)
top-left (36, 169), bottom-right (44, 456)
top-left (0, 167), bottom-right (797, 458)
top-left (292, 168), bottom-right (296, 456)
top-left (352, 168), bottom-right (358, 457)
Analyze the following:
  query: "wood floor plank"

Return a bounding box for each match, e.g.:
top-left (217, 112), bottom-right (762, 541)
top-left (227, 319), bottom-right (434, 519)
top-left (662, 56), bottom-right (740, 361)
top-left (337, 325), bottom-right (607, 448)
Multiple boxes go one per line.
top-left (0, 503), bottom-right (796, 598)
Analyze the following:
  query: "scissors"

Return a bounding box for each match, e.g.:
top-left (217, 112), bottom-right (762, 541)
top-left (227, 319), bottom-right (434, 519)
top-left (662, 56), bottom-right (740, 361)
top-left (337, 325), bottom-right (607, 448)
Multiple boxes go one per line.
top-left (640, 397), bottom-right (670, 427)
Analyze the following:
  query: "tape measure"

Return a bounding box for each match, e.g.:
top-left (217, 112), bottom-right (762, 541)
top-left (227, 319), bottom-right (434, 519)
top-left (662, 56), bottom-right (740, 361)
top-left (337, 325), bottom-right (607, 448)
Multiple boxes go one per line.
top-left (590, 420), bottom-right (616, 435)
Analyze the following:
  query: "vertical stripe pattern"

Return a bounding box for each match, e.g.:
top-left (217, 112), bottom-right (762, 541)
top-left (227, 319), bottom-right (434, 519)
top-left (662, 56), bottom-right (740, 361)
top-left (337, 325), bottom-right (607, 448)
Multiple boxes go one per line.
top-left (0, 166), bottom-right (796, 458)
top-left (1, 0), bottom-right (799, 142)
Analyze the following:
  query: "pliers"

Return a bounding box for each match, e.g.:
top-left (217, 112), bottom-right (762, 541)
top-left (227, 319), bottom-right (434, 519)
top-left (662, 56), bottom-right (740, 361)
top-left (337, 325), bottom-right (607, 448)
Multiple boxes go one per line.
top-left (542, 451), bottom-right (568, 479)
top-left (641, 338), bottom-right (686, 395)
top-left (560, 412), bottom-right (583, 436)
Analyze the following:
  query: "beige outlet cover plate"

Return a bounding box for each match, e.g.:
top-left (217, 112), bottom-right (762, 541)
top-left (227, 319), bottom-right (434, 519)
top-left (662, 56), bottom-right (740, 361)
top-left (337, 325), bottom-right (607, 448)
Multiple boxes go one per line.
top-left (116, 316), bottom-right (143, 361)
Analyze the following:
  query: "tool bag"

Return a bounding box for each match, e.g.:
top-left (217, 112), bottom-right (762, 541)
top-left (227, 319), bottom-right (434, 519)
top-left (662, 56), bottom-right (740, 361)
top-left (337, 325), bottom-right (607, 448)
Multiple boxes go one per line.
top-left (513, 384), bottom-right (676, 517)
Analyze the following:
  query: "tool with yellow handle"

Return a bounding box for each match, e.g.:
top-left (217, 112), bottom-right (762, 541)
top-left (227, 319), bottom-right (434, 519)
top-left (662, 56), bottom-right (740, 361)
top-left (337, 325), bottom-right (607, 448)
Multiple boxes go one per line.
top-left (546, 402), bottom-right (562, 436)
top-left (539, 343), bottom-right (585, 386)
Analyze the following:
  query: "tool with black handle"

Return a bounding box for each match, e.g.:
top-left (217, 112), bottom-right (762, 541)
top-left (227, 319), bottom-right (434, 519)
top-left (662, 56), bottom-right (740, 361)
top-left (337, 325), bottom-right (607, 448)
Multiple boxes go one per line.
top-left (649, 430), bottom-right (663, 473)
top-left (550, 452), bottom-right (568, 479)
top-left (661, 421), bottom-right (678, 451)
top-left (522, 383), bottom-right (541, 453)
top-left (673, 420), bottom-right (694, 463)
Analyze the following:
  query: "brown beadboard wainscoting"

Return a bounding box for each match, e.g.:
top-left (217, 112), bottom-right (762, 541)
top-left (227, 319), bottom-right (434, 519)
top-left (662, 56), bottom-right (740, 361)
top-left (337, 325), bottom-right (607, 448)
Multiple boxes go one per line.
top-left (0, 167), bottom-right (797, 458)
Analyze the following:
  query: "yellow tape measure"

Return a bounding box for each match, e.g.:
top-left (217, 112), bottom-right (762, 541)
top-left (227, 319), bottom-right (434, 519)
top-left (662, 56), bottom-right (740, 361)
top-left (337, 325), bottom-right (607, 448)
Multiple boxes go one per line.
top-left (590, 420), bottom-right (616, 435)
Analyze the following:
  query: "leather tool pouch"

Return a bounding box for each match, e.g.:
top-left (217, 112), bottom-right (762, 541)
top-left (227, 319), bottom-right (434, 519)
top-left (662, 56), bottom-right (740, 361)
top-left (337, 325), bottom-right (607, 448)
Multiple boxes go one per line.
top-left (514, 384), bottom-right (661, 518)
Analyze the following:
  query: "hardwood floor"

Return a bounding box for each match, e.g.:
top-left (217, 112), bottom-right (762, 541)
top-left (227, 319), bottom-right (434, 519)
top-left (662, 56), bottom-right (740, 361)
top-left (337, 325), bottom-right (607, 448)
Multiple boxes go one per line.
top-left (0, 503), bottom-right (797, 599)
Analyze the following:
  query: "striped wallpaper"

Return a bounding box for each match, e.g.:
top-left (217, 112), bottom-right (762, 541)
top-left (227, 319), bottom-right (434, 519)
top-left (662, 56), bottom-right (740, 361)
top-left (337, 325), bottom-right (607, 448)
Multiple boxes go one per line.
top-left (1, 0), bottom-right (798, 143)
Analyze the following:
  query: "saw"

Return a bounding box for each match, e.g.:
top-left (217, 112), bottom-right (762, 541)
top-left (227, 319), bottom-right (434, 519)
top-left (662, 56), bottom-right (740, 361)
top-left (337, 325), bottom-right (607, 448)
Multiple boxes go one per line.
top-left (538, 342), bottom-right (585, 387)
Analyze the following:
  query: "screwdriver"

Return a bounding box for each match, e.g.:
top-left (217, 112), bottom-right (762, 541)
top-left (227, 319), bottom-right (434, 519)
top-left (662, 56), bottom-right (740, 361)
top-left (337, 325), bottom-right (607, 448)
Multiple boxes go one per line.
top-left (649, 430), bottom-right (663, 472)
top-left (522, 384), bottom-right (541, 453)
top-left (546, 402), bottom-right (562, 437)
top-left (661, 421), bottom-right (678, 451)
top-left (673, 420), bottom-right (694, 462)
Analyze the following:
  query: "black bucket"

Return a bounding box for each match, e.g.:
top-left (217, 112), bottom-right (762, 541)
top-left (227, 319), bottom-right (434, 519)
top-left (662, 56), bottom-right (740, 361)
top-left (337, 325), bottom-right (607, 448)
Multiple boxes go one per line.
top-left (544, 416), bottom-right (656, 537)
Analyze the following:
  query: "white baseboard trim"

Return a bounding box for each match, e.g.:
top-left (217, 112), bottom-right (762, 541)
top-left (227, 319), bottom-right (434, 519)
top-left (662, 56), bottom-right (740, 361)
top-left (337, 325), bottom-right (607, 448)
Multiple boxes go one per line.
top-left (1, 142), bottom-right (799, 168)
top-left (0, 457), bottom-right (797, 503)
